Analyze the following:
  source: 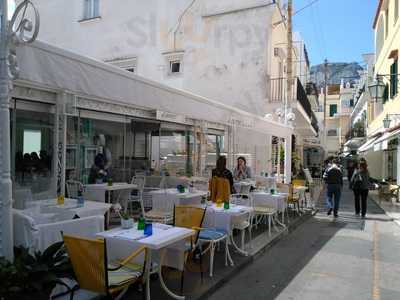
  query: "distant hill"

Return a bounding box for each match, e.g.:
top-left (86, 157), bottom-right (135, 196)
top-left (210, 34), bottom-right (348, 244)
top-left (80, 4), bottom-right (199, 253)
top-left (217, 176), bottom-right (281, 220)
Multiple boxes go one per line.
top-left (310, 62), bottom-right (363, 89)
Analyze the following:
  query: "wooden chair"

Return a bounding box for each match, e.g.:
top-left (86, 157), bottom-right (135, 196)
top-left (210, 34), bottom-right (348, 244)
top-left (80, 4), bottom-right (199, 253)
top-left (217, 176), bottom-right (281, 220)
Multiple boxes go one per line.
top-left (278, 183), bottom-right (300, 218)
top-left (173, 205), bottom-right (206, 292)
top-left (63, 234), bottom-right (148, 300)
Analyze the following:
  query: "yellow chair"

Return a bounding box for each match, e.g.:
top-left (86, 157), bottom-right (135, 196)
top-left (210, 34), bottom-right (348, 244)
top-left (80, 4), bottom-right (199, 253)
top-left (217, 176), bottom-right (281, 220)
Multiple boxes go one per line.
top-left (278, 183), bottom-right (300, 217)
top-left (173, 205), bottom-right (206, 292)
top-left (63, 234), bottom-right (148, 299)
top-left (292, 179), bottom-right (306, 188)
top-left (209, 176), bottom-right (231, 203)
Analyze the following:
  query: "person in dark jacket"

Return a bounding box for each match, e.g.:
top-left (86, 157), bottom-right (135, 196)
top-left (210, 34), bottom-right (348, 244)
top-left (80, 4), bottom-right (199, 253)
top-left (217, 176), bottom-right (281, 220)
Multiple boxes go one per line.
top-left (323, 158), bottom-right (343, 217)
top-left (212, 156), bottom-right (234, 194)
top-left (350, 160), bottom-right (370, 218)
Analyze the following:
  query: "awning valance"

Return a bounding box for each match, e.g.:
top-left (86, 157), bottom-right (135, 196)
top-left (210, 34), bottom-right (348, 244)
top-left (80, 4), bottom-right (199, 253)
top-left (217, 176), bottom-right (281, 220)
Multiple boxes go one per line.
top-left (358, 135), bottom-right (382, 153)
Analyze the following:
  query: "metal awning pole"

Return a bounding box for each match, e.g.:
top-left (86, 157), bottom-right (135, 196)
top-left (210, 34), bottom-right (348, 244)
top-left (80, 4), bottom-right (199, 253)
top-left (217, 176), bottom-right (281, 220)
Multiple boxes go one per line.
top-left (0, 0), bottom-right (13, 260)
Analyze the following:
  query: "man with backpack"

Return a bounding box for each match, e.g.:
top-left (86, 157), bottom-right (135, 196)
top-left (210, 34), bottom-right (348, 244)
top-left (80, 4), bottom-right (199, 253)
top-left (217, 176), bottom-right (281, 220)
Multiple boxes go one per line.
top-left (323, 158), bottom-right (343, 218)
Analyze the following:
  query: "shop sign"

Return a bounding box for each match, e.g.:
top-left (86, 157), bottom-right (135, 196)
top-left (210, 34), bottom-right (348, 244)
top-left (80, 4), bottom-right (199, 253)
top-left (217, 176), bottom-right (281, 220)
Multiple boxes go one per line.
top-left (229, 116), bottom-right (255, 129)
top-left (156, 110), bottom-right (187, 124)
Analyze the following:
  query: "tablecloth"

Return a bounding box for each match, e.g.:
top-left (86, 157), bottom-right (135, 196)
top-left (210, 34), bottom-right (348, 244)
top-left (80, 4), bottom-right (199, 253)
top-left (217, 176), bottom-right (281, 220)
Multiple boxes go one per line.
top-left (149, 189), bottom-right (206, 211)
top-left (203, 204), bottom-right (253, 232)
top-left (251, 192), bottom-right (287, 213)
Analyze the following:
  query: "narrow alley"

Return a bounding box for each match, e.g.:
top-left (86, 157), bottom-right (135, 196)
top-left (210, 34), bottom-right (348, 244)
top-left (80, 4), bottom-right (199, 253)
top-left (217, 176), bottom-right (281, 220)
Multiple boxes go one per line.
top-left (208, 185), bottom-right (400, 300)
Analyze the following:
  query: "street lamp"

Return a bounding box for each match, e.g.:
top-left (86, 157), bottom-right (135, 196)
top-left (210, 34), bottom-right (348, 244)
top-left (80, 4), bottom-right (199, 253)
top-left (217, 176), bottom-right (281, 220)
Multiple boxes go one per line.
top-left (383, 114), bottom-right (400, 129)
top-left (368, 75), bottom-right (386, 102)
top-left (0, 0), bottom-right (39, 260)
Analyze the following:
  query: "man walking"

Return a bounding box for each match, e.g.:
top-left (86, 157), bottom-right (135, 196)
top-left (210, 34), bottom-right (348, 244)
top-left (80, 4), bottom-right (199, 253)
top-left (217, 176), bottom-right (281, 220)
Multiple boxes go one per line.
top-left (323, 158), bottom-right (343, 217)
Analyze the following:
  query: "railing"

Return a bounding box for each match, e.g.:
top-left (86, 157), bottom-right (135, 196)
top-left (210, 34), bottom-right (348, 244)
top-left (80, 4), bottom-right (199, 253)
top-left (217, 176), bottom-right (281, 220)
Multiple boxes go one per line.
top-left (268, 77), bottom-right (319, 135)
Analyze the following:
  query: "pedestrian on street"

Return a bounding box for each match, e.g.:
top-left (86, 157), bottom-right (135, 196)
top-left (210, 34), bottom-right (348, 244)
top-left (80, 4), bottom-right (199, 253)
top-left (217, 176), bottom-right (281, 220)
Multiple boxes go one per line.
top-left (323, 158), bottom-right (343, 217)
top-left (347, 160), bottom-right (356, 187)
top-left (350, 160), bottom-right (370, 218)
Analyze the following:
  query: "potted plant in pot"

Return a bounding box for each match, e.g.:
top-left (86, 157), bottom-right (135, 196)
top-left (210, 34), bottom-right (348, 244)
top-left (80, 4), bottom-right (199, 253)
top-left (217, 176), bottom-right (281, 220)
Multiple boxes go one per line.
top-left (118, 210), bottom-right (134, 229)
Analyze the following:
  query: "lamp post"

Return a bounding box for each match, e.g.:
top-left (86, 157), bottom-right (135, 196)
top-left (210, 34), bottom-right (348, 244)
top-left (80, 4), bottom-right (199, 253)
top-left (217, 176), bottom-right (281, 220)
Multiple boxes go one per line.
top-left (368, 75), bottom-right (385, 102)
top-left (0, 0), bottom-right (39, 260)
top-left (383, 114), bottom-right (400, 129)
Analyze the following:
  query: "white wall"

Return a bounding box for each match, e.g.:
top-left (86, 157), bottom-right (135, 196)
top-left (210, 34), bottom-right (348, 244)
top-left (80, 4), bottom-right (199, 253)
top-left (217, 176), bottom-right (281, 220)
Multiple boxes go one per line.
top-left (29, 0), bottom-right (278, 117)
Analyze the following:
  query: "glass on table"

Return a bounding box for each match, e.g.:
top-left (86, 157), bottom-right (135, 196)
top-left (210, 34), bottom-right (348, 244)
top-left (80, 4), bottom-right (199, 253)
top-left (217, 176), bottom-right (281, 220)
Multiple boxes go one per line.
top-left (144, 223), bottom-right (153, 236)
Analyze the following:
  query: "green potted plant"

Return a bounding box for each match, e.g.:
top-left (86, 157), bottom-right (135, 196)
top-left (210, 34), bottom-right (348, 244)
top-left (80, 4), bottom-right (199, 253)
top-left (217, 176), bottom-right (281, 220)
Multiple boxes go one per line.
top-left (118, 210), bottom-right (134, 229)
top-left (0, 242), bottom-right (74, 300)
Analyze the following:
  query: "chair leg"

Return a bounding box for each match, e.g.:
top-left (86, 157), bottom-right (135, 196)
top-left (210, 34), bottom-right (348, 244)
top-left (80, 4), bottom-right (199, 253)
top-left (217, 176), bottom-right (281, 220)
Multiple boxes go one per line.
top-left (180, 270), bottom-right (185, 294)
top-left (210, 242), bottom-right (215, 277)
top-left (199, 250), bottom-right (203, 283)
top-left (268, 215), bottom-right (271, 236)
top-left (241, 230), bottom-right (245, 250)
top-left (226, 237), bottom-right (234, 266)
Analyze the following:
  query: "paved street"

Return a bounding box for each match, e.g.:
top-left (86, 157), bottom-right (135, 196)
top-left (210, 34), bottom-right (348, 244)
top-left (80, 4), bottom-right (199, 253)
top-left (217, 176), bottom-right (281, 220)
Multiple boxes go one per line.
top-left (207, 185), bottom-right (400, 300)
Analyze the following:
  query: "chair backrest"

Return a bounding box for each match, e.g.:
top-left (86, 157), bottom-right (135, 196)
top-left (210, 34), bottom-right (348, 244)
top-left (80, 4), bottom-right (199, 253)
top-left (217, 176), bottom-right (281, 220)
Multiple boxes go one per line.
top-left (174, 205), bottom-right (205, 242)
top-left (230, 194), bottom-right (252, 206)
top-left (277, 183), bottom-right (289, 193)
top-left (145, 176), bottom-right (165, 188)
top-left (131, 175), bottom-right (146, 191)
top-left (164, 176), bottom-right (189, 188)
top-left (292, 179), bottom-right (306, 188)
top-left (239, 183), bottom-right (252, 195)
top-left (209, 176), bottom-right (231, 202)
top-left (63, 234), bottom-right (108, 295)
top-left (66, 180), bottom-right (84, 199)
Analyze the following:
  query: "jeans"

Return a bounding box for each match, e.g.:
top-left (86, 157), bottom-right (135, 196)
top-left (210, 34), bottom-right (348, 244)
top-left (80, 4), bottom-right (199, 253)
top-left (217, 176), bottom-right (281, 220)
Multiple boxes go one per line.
top-left (327, 184), bottom-right (342, 215)
top-left (354, 189), bottom-right (368, 216)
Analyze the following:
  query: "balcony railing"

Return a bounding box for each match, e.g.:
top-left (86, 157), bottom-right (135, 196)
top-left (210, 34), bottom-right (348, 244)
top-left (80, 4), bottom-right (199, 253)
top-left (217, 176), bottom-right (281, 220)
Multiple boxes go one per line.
top-left (269, 77), bottom-right (319, 135)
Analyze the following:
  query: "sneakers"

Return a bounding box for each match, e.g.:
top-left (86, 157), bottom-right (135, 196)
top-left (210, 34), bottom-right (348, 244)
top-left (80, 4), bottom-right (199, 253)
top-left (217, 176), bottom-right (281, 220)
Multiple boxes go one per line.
top-left (327, 208), bottom-right (332, 216)
top-left (334, 214), bottom-right (338, 218)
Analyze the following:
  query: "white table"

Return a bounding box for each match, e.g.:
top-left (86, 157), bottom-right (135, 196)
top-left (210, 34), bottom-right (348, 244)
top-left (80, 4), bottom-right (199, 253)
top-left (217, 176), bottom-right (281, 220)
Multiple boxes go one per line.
top-left (251, 192), bottom-right (288, 223)
top-left (22, 198), bottom-right (111, 224)
top-left (203, 204), bottom-right (253, 256)
top-left (84, 183), bottom-right (138, 203)
top-left (233, 181), bottom-right (254, 194)
top-left (149, 188), bottom-right (207, 211)
top-left (97, 224), bottom-right (194, 300)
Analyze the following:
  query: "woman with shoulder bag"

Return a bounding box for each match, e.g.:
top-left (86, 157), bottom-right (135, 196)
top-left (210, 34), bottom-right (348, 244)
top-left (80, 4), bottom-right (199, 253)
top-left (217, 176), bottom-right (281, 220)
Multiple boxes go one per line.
top-left (350, 160), bottom-right (370, 218)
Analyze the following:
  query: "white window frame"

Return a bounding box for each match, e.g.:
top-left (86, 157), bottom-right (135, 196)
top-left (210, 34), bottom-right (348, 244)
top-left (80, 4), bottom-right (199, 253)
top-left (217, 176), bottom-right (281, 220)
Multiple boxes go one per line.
top-left (83, 0), bottom-right (100, 20)
top-left (163, 51), bottom-right (185, 76)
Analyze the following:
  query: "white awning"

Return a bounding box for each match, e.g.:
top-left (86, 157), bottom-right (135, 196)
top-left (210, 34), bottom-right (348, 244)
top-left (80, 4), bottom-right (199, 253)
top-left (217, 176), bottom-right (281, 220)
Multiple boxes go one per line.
top-left (358, 135), bottom-right (382, 153)
top-left (373, 129), bottom-right (400, 151)
top-left (15, 41), bottom-right (293, 138)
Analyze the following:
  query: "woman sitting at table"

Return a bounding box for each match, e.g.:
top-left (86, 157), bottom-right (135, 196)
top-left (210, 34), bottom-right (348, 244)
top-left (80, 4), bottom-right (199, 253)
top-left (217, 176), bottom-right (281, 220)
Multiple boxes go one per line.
top-left (209, 156), bottom-right (234, 202)
top-left (88, 153), bottom-right (108, 184)
top-left (233, 156), bottom-right (252, 181)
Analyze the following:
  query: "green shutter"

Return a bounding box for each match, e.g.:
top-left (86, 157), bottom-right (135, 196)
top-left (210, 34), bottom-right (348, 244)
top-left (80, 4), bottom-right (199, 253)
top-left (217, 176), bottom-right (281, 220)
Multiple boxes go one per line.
top-left (383, 84), bottom-right (389, 104)
top-left (329, 104), bottom-right (337, 117)
top-left (390, 59), bottom-right (398, 98)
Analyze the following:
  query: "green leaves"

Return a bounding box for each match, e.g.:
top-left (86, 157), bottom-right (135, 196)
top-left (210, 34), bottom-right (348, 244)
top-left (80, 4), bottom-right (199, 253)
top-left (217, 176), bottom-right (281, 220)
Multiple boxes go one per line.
top-left (0, 242), bottom-right (75, 299)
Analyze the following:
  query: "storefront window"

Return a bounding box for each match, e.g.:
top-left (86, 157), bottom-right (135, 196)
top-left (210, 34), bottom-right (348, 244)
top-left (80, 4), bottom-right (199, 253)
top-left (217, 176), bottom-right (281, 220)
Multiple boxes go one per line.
top-left (66, 111), bottom-right (127, 183)
top-left (205, 133), bottom-right (224, 176)
top-left (11, 100), bottom-right (55, 199)
top-left (160, 126), bottom-right (193, 176)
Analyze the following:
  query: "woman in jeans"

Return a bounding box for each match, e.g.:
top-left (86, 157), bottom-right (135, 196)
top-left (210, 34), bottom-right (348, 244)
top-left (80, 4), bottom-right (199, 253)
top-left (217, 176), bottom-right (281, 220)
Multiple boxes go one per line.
top-left (350, 160), bottom-right (370, 218)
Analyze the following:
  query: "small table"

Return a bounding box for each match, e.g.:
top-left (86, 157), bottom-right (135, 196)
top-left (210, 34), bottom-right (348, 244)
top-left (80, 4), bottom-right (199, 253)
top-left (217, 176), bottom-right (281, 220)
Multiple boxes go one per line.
top-left (22, 198), bottom-right (112, 224)
top-left (203, 204), bottom-right (254, 256)
top-left (97, 224), bottom-right (194, 300)
top-left (149, 189), bottom-right (207, 211)
top-left (251, 192), bottom-right (288, 224)
top-left (84, 183), bottom-right (138, 203)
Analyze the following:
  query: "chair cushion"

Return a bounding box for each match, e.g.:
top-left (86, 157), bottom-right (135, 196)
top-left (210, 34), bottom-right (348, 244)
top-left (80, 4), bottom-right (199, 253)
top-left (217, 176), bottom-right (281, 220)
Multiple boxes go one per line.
top-left (199, 229), bottom-right (227, 240)
top-left (108, 261), bottom-right (143, 287)
top-left (254, 206), bottom-right (276, 214)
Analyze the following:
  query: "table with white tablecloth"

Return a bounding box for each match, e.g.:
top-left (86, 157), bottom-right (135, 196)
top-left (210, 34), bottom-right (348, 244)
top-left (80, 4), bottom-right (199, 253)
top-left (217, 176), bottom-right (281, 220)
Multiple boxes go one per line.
top-left (22, 198), bottom-right (111, 224)
top-left (149, 188), bottom-right (207, 211)
top-left (13, 198), bottom-right (110, 252)
top-left (251, 192), bottom-right (288, 223)
top-left (97, 224), bottom-right (194, 300)
top-left (83, 183), bottom-right (138, 203)
top-left (203, 204), bottom-right (253, 232)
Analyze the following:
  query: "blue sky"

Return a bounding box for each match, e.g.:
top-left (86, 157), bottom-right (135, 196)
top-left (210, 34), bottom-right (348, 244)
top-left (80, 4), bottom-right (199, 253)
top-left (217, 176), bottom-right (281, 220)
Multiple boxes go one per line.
top-left (293, 0), bottom-right (377, 66)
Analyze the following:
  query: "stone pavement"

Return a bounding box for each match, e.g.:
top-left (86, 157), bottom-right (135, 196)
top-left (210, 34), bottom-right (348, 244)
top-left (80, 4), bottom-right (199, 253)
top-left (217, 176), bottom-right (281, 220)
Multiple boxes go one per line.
top-left (207, 184), bottom-right (400, 300)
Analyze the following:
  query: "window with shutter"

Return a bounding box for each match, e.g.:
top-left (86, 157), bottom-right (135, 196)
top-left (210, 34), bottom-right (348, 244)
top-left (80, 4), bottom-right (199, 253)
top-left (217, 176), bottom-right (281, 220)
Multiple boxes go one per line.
top-left (83, 0), bottom-right (100, 20)
top-left (329, 104), bottom-right (337, 117)
top-left (390, 59), bottom-right (398, 99)
top-left (383, 83), bottom-right (389, 104)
